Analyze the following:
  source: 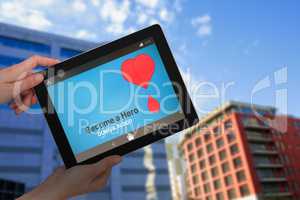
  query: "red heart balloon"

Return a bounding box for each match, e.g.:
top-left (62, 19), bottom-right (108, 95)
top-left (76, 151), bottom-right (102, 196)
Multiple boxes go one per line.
top-left (121, 54), bottom-right (155, 89)
top-left (148, 96), bottom-right (160, 112)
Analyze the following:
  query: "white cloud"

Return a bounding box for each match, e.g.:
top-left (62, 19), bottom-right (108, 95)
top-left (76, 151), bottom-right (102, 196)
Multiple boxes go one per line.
top-left (197, 25), bottom-right (212, 36)
top-left (135, 0), bottom-right (159, 9)
top-left (149, 18), bottom-right (160, 26)
top-left (91, 0), bottom-right (101, 6)
top-left (99, 0), bottom-right (131, 35)
top-left (72, 0), bottom-right (87, 12)
top-left (75, 29), bottom-right (97, 40)
top-left (192, 14), bottom-right (211, 25)
top-left (135, 1), bottom-right (175, 27)
top-left (137, 13), bottom-right (148, 25)
top-left (0, 1), bottom-right (52, 30)
top-left (31, 0), bottom-right (54, 6)
top-left (191, 14), bottom-right (212, 37)
top-left (105, 24), bottom-right (126, 35)
top-left (174, 0), bottom-right (183, 12)
top-left (0, 0), bottom-right (183, 39)
top-left (159, 8), bottom-right (172, 22)
top-left (100, 0), bottom-right (130, 24)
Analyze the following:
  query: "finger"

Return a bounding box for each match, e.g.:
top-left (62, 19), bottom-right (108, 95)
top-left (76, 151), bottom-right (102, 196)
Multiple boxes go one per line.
top-left (17, 91), bottom-right (34, 114)
top-left (21, 89), bottom-right (32, 96)
top-left (92, 156), bottom-right (122, 174)
top-left (9, 88), bottom-right (30, 108)
top-left (81, 156), bottom-right (121, 177)
top-left (12, 73), bottom-right (44, 97)
top-left (74, 155), bottom-right (122, 179)
top-left (89, 169), bottom-right (112, 192)
top-left (4, 55), bottom-right (59, 82)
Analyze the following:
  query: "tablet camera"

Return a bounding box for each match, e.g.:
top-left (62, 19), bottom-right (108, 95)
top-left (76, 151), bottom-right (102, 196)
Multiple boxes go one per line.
top-left (126, 133), bottom-right (134, 141)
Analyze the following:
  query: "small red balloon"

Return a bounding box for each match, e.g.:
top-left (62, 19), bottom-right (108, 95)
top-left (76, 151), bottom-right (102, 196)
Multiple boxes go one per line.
top-left (148, 96), bottom-right (160, 112)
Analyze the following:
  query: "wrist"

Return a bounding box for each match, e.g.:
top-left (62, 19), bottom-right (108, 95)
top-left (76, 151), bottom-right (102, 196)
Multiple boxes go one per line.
top-left (17, 182), bottom-right (67, 200)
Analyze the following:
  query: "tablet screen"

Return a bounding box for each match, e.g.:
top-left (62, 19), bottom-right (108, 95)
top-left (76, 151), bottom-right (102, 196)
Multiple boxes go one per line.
top-left (46, 38), bottom-right (185, 162)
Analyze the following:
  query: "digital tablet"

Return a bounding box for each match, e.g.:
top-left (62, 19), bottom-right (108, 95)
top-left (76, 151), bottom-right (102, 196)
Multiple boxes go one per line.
top-left (35, 24), bottom-right (198, 168)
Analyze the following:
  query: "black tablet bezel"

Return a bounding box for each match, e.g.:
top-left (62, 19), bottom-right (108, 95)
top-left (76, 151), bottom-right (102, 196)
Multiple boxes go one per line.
top-left (35, 24), bottom-right (198, 168)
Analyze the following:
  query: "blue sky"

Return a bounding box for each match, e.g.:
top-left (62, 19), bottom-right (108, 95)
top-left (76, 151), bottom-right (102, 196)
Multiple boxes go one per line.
top-left (0, 0), bottom-right (299, 117)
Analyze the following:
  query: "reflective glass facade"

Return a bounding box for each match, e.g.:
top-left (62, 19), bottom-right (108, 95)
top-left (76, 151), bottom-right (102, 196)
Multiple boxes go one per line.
top-left (0, 35), bottom-right (50, 54)
top-left (60, 47), bottom-right (82, 59)
top-left (0, 55), bottom-right (22, 68)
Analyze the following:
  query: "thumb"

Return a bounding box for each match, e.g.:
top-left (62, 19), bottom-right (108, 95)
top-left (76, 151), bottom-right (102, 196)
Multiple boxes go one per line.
top-left (92, 156), bottom-right (122, 174)
top-left (12, 73), bottom-right (44, 97)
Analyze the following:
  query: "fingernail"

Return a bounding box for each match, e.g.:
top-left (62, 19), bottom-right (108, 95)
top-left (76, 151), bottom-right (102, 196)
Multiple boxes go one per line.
top-left (34, 73), bottom-right (44, 82)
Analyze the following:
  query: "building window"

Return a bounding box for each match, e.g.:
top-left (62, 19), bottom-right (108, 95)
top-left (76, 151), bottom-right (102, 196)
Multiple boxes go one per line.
top-left (233, 157), bottom-right (242, 168)
top-left (240, 107), bottom-right (253, 115)
top-left (227, 189), bottom-right (237, 199)
top-left (250, 143), bottom-right (269, 151)
top-left (204, 133), bottom-right (211, 141)
top-left (193, 175), bottom-right (199, 185)
top-left (213, 179), bottom-right (222, 190)
top-left (60, 48), bottom-right (82, 58)
top-left (224, 175), bottom-right (233, 186)
top-left (240, 185), bottom-right (250, 197)
top-left (254, 156), bottom-right (275, 165)
top-left (213, 126), bottom-right (221, 135)
top-left (222, 162), bottom-right (230, 173)
top-left (284, 155), bottom-right (290, 164)
top-left (262, 182), bottom-right (287, 193)
top-left (236, 170), bottom-right (246, 182)
top-left (197, 149), bottom-right (204, 158)
top-left (201, 171), bottom-right (209, 181)
top-left (0, 35), bottom-right (51, 54)
top-left (191, 164), bottom-right (197, 173)
top-left (230, 144), bottom-right (239, 155)
top-left (194, 187), bottom-right (201, 196)
top-left (211, 167), bottom-right (219, 177)
top-left (0, 55), bottom-right (23, 68)
top-left (224, 120), bottom-right (233, 130)
top-left (195, 138), bottom-right (202, 146)
top-left (227, 132), bottom-right (236, 143)
top-left (189, 153), bottom-right (195, 162)
top-left (216, 192), bottom-right (224, 200)
top-left (187, 143), bottom-right (193, 151)
top-left (206, 143), bottom-right (213, 153)
top-left (209, 155), bottom-right (216, 165)
top-left (257, 169), bottom-right (276, 178)
top-left (206, 196), bottom-right (212, 200)
top-left (219, 150), bottom-right (227, 161)
top-left (294, 120), bottom-right (300, 129)
top-left (216, 138), bottom-right (224, 149)
top-left (203, 183), bottom-right (211, 193)
top-left (199, 160), bottom-right (206, 169)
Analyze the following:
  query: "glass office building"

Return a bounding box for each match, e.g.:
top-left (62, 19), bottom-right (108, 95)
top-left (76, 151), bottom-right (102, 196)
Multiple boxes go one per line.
top-left (0, 22), bottom-right (171, 200)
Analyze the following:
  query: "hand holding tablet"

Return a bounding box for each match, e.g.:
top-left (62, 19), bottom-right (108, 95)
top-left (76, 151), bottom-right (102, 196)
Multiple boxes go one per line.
top-left (35, 24), bottom-right (198, 168)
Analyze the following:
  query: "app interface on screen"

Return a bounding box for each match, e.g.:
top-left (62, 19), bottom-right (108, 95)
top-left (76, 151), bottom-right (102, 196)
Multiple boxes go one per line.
top-left (47, 40), bottom-right (184, 162)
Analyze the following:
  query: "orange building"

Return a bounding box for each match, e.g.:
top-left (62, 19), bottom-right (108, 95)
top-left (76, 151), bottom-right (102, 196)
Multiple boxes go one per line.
top-left (180, 101), bottom-right (300, 200)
